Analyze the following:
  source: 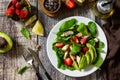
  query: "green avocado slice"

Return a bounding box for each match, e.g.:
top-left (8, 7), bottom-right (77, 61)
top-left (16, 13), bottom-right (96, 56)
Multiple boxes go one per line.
top-left (85, 51), bottom-right (91, 65)
top-left (72, 60), bottom-right (79, 70)
top-left (0, 32), bottom-right (13, 53)
top-left (79, 55), bottom-right (87, 70)
top-left (87, 43), bottom-right (97, 63)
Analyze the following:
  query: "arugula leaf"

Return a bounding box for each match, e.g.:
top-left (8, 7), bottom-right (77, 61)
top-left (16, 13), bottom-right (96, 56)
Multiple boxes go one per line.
top-left (96, 41), bottom-right (105, 53)
top-left (70, 42), bottom-right (81, 55)
top-left (77, 23), bottom-right (89, 35)
top-left (20, 28), bottom-right (31, 39)
top-left (93, 53), bottom-right (103, 68)
top-left (18, 66), bottom-right (29, 75)
top-left (60, 19), bottom-right (77, 32)
top-left (88, 21), bottom-right (97, 37)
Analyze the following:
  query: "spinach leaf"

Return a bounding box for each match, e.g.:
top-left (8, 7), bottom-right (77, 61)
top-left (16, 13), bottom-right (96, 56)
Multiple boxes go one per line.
top-left (70, 42), bottom-right (81, 55)
top-left (93, 53), bottom-right (103, 68)
top-left (60, 19), bottom-right (77, 32)
top-left (77, 23), bottom-right (89, 35)
top-left (20, 28), bottom-right (31, 39)
top-left (18, 66), bottom-right (29, 75)
top-left (88, 39), bottom-right (96, 46)
top-left (88, 21), bottom-right (97, 37)
top-left (96, 41), bottom-right (105, 53)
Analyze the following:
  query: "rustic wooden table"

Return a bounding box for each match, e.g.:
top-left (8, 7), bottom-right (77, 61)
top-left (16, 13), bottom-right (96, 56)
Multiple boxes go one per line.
top-left (0, 0), bottom-right (104, 80)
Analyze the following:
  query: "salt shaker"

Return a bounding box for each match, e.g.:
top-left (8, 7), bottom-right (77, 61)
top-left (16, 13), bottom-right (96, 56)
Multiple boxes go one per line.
top-left (93, 0), bottom-right (114, 19)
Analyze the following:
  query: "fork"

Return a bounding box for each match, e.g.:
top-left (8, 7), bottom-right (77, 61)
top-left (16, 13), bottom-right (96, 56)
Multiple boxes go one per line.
top-left (22, 48), bottom-right (43, 80)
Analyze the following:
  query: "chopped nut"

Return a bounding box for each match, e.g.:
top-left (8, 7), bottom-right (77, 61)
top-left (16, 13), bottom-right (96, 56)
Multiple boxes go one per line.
top-left (61, 31), bottom-right (74, 37)
top-left (35, 45), bottom-right (41, 51)
top-left (76, 56), bottom-right (81, 64)
top-left (70, 55), bottom-right (76, 61)
top-left (76, 33), bottom-right (83, 37)
top-left (64, 51), bottom-right (69, 59)
top-left (62, 44), bottom-right (70, 51)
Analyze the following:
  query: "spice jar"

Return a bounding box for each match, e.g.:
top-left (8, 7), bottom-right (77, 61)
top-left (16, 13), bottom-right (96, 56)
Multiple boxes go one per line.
top-left (93, 0), bottom-right (114, 19)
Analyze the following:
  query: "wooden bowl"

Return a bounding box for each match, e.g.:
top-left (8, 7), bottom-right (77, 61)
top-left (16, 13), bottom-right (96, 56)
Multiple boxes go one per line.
top-left (7, 0), bottom-right (31, 22)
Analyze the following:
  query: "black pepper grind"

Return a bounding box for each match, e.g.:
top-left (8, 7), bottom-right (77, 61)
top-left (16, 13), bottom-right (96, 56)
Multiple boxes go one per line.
top-left (44, 0), bottom-right (61, 13)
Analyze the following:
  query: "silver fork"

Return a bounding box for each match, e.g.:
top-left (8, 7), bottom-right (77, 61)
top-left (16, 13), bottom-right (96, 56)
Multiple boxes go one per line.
top-left (22, 48), bottom-right (43, 80)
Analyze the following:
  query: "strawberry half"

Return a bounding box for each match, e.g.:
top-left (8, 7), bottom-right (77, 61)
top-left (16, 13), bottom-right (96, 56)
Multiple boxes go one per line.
top-left (64, 0), bottom-right (75, 9)
top-left (80, 37), bottom-right (87, 44)
top-left (82, 47), bottom-right (88, 54)
top-left (15, 9), bottom-right (20, 15)
top-left (12, 0), bottom-right (17, 5)
top-left (55, 43), bottom-right (64, 48)
top-left (19, 7), bottom-right (29, 19)
top-left (64, 58), bottom-right (73, 66)
top-left (74, 36), bottom-right (79, 43)
top-left (15, 2), bottom-right (22, 9)
top-left (5, 6), bottom-right (15, 17)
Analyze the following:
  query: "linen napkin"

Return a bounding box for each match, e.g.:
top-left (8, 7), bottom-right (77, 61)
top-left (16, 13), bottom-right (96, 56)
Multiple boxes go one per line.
top-left (100, 0), bottom-right (120, 80)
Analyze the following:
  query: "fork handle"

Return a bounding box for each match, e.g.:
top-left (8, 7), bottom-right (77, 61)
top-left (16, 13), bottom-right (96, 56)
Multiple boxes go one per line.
top-left (36, 72), bottom-right (43, 80)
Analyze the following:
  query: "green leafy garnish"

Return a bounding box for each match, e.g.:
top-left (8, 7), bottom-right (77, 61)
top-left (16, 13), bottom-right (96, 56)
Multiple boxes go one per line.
top-left (70, 42), bottom-right (81, 55)
top-left (88, 21), bottom-right (97, 37)
top-left (77, 23), bottom-right (89, 35)
top-left (18, 66), bottom-right (29, 75)
top-left (96, 41), bottom-right (105, 53)
top-left (93, 53), bottom-right (103, 68)
top-left (20, 28), bottom-right (31, 39)
top-left (60, 19), bottom-right (77, 32)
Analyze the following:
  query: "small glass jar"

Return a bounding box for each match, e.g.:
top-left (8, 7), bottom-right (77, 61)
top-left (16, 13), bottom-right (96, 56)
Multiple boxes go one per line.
top-left (93, 0), bottom-right (114, 19)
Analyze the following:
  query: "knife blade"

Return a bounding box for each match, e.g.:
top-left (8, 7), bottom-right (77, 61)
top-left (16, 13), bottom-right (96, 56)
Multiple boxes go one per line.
top-left (27, 48), bottom-right (52, 80)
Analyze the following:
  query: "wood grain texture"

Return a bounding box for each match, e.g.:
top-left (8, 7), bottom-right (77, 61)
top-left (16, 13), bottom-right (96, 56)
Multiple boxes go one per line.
top-left (0, 0), bottom-right (102, 80)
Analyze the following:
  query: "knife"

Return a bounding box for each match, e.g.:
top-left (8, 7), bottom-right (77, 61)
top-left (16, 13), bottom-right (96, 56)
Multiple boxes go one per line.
top-left (27, 48), bottom-right (52, 80)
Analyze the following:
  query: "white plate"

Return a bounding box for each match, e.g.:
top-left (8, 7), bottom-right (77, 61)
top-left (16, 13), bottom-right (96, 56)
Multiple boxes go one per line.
top-left (46, 16), bottom-right (108, 77)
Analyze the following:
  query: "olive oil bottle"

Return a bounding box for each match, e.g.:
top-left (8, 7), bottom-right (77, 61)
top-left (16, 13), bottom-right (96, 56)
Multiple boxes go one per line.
top-left (93, 0), bottom-right (114, 19)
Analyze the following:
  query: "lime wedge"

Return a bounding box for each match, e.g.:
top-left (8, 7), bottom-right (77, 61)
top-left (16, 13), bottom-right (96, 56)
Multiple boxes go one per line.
top-left (32, 20), bottom-right (44, 36)
top-left (25, 15), bottom-right (37, 26)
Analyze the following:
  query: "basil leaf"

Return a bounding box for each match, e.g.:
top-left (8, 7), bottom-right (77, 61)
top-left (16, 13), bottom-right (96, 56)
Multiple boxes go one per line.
top-left (70, 42), bottom-right (81, 55)
top-left (60, 19), bottom-right (77, 32)
top-left (20, 28), bottom-right (31, 39)
top-left (93, 53), bottom-right (103, 68)
top-left (18, 66), bottom-right (29, 75)
top-left (77, 23), bottom-right (89, 35)
top-left (88, 21), bottom-right (97, 37)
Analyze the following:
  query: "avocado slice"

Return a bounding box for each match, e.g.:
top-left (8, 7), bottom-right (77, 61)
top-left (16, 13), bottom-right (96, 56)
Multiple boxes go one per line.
top-left (85, 51), bottom-right (91, 65)
top-left (87, 43), bottom-right (97, 63)
top-left (72, 60), bottom-right (79, 70)
top-left (0, 32), bottom-right (13, 53)
top-left (79, 55), bottom-right (87, 70)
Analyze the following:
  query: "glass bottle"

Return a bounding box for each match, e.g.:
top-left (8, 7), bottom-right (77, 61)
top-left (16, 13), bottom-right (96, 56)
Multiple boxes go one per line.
top-left (93, 0), bottom-right (114, 19)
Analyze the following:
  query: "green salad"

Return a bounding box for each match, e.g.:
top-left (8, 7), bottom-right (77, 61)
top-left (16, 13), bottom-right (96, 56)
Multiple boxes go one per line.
top-left (52, 18), bottom-right (105, 70)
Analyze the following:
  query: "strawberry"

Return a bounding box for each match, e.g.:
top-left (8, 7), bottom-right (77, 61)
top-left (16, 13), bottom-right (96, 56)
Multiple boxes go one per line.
top-left (15, 9), bottom-right (20, 15)
top-left (5, 6), bottom-right (15, 17)
top-left (74, 36), bottom-right (79, 43)
top-left (19, 7), bottom-right (29, 19)
top-left (15, 2), bottom-right (22, 9)
top-left (55, 43), bottom-right (64, 48)
top-left (12, 0), bottom-right (17, 5)
top-left (80, 37), bottom-right (87, 44)
top-left (82, 47), bottom-right (88, 54)
top-left (64, 58), bottom-right (73, 66)
top-left (64, 0), bottom-right (75, 9)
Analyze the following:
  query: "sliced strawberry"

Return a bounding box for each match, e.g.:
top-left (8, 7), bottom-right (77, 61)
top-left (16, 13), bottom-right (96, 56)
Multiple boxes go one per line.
top-left (80, 37), bottom-right (87, 44)
top-left (74, 36), bottom-right (79, 43)
top-left (64, 58), bottom-right (73, 66)
top-left (55, 43), bottom-right (64, 48)
top-left (82, 47), bottom-right (88, 54)
top-left (65, 0), bottom-right (75, 9)
top-left (12, 0), bottom-right (17, 5)
top-left (15, 2), bottom-right (22, 9)
top-left (15, 9), bottom-right (20, 15)
top-left (5, 6), bottom-right (15, 17)
top-left (19, 7), bottom-right (29, 19)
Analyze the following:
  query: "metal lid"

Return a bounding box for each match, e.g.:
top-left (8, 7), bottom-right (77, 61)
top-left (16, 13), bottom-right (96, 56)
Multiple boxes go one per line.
top-left (97, 0), bottom-right (113, 14)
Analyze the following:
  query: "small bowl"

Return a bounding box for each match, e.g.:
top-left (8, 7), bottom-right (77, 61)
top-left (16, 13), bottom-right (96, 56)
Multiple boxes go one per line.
top-left (43, 0), bottom-right (61, 14)
top-left (7, 0), bottom-right (31, 22)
